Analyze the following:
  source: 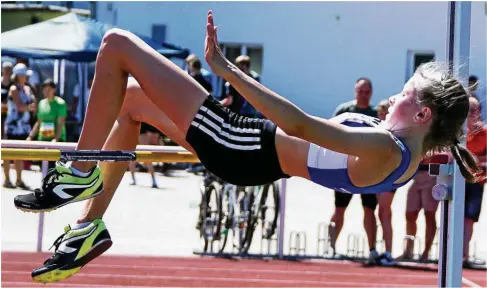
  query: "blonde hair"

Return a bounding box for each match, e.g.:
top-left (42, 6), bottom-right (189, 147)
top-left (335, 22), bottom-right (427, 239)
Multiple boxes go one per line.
top-left (413, 62), bottom-right (483, 183)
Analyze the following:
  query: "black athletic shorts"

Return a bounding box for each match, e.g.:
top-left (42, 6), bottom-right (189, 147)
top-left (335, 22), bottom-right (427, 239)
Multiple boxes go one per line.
top-left (140, 122), bottom-right (159, 134)
top-left (185, 95), bottom-right (289, 186)
top-left (334, 191), bottom-right (378, 210)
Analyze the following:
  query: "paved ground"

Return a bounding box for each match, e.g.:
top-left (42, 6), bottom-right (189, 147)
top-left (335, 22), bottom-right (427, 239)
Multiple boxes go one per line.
top-left (2, 168), bottom-right (486, 262)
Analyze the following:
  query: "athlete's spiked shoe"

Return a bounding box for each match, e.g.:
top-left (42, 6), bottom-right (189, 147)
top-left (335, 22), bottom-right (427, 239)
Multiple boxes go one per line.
top-left (14, 162), bottom-right (103, 212)
top-left (31, 219), bottom-right (112, 283)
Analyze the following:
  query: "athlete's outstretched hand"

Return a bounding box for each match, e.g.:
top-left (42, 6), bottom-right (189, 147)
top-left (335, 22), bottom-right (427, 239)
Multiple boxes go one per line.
top-left (205, 10), bottom-right (230, 77)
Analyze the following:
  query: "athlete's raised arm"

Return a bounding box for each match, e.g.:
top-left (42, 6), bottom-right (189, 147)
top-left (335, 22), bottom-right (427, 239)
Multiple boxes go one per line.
top-left (204, 11), bottom-right (396, 158)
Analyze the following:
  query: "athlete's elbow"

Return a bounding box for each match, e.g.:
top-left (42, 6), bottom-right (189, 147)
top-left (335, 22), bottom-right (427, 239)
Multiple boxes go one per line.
top-left (282, 121), bottom-right (306, 138)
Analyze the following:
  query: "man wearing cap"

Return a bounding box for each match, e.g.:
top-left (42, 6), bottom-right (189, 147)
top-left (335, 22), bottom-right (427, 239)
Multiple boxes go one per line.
top-left (3, 63), bottom-right (36, 189)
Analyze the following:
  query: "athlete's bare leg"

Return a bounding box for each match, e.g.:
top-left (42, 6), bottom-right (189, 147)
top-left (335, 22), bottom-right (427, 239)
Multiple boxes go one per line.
top-left (77, 79), bottom-right (194, 223)
top-left (73, 28), bottom-right (208, 172)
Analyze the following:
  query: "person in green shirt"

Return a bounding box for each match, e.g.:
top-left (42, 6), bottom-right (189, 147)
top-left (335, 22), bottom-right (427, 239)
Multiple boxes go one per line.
top-left (27, 79), bottom-right (67, 143)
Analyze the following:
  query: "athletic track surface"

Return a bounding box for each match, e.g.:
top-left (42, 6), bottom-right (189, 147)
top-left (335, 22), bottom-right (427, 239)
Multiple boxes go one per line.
top-left (2, 252), bottom-right (486, 287)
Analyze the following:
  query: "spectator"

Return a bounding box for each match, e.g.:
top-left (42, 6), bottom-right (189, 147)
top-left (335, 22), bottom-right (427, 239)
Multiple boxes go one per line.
top-left (3, 63), bottom-right (36, 190)
top-left (72, 77), bottom-right (93, 122)
top-left (463, 96), bottom-right (486, 267)
top-left (221, 55), bottom-right (260, 117)
top-left (185, 55), bottom-right (212, 174)
top-left (469, 75), bottom-right (486, 122)
top-left (16, 58), bottom-right (39, 98)
top-left (328, 77), bottom-right (381, 263)
top-left (375, 99), bottom-right (397, 266)
top-left (185, 54), bottom-right (213, 86)
top-left (26, 79), bottom-right (67, 168)
top-left (468, 75), bottom-right (479, 99)
top-left (2, 61), bottom-right (13, 139)
top-left (398, 155), bottom-right (439, 262)
top-left (187, 56), bottom-right (213, 94)
top-left (129, 123), bottom-right (160, 188)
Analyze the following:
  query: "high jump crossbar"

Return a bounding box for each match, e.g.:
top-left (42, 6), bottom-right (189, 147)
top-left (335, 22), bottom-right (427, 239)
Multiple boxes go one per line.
top-left (1, 140), bottom-right (290, 256)
top-left (1, 140), bottom-right (200, 163)
top-left (1, 140), bottom-right (200, 252)
top-left (1, 149), bottom-right (199, 163)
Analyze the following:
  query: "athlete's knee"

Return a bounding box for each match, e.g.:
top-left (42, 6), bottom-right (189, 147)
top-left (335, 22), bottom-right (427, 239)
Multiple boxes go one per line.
top-left (102, 28), bottom-right (133, 54)
top-left (121, 85), bottom-right (142, 122)
top-left (117, 113), bottom-right (139, 130)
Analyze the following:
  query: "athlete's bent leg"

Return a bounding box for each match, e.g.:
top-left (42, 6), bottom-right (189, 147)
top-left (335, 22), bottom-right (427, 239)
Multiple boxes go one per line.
top-left (14, 29), bottom-right (205, 211)
top-left (74, 28), bottom-right (207, 172)
top-left (79, 79), bottom-right (195, 222)
top-left (30, 108), bottom-right (141, 284)
top-left (31, 80), bottom-right (197, 283)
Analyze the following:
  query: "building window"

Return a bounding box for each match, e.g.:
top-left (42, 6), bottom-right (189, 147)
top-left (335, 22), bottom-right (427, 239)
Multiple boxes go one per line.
top-left (216, 43), bottom-right (264, 98)
top-left (152, 24), bottom-right (166, 45)
top-left (406, 51), bottom-right (435, 81)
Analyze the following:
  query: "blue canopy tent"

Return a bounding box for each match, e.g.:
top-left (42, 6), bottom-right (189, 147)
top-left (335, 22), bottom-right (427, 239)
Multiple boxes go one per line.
top-left (1, 13), bottom-right (190, 136)
top-left (1, 12), bottom-right (189, 61)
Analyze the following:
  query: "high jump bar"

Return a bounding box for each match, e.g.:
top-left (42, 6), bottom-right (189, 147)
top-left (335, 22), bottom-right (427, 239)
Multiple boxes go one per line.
top-left (1, 140), bottom-right (200, 163)
top-left (1, 140), bottom-right (190, 153)
top-left (1, 148), bottom-right (199, 163)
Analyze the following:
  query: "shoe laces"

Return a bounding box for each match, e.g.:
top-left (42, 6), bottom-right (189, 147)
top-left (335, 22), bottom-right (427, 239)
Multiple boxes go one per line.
top-left (43, 230), bottom-right (68, 264)
top-left (49, 232), bottom-right (66, 252)
top-left (34, 168), bottom-right (62, 199)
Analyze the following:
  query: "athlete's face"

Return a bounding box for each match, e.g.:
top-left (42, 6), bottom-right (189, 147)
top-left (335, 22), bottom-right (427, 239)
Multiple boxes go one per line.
top-left (385, 77), bottom-right (432, 130)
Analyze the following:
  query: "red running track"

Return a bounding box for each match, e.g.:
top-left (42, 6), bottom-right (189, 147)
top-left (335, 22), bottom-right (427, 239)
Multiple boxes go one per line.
top-left (2, 252), bottom-right (486, 287)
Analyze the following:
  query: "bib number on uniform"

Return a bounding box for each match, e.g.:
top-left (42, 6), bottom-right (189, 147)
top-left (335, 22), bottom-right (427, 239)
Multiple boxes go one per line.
top-left (40, 122), bottom-right (55, 138)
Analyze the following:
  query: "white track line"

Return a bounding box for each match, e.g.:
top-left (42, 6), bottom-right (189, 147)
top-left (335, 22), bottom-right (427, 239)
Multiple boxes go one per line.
top-left (3, 260), bottom-right (439, 280)
top-left (1, 271), bottom-right (432, 287)
top-left (462, 277), bottom-right (482, 288)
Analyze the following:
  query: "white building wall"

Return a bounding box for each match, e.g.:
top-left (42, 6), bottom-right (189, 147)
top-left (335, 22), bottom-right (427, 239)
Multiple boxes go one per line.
top-left (97, 2), bottom-right (486, 118)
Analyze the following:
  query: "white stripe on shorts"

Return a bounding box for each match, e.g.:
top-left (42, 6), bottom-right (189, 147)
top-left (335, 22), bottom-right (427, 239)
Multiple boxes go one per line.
top-left (199, 106), bottom-right (261, 134)
top-left (191, 121), bottom-right (262, 151)
top-left (194, 114), bottom-right (260, 143)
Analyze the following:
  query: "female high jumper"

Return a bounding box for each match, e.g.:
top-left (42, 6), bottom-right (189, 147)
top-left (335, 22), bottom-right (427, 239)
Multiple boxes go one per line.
top-left (15, 11), bottom-right (482, 283)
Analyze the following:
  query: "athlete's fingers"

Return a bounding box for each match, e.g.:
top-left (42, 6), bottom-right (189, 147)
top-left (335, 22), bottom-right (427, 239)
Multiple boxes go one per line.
top-left (208, 10), bottom-right (214, 27)
top-left (214, 26), bottom-right (219, 45)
